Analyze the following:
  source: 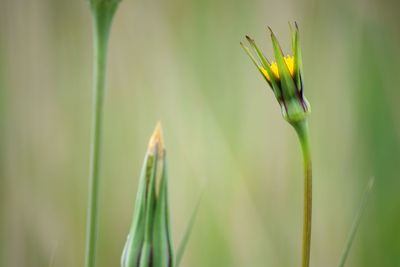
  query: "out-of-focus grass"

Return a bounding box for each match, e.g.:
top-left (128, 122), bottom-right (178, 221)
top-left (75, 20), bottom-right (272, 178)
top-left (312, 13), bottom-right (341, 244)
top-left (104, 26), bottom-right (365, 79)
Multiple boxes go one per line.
top-left (0, 0), bottom-right (400, 266)
top-left (355, 24), bottom-right (400, 267)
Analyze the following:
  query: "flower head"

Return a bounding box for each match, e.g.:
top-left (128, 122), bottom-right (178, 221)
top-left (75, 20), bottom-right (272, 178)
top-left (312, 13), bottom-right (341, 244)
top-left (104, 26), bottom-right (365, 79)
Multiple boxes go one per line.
top-left (121, 123), bottom-right (174, 267)
top-left (241, 23), bottom-right (310, 124)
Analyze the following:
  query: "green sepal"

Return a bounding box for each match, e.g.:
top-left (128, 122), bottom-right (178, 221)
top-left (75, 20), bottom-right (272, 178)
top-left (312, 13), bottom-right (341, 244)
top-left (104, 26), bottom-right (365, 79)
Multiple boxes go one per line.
top-left (121, 154), bottom-right (154, 267)
top-left (282, 98), bottom-right (309, 123)
top-left (240, 42), bottom-right (272, 87)
top-left (153, 156), bottom-right (174, 267)
top-left (138, 242), bottom-right (152, 267)
top-left (244, 36), bottom-right (284, 101)
top-left (269, 28), bottom-right (297, 99)
top-left (139, 150), bottom-right (159, 267)
top-left (269, 27), bottom-right (310, 123)
top-left (291, 22), bottom-right (303, 92)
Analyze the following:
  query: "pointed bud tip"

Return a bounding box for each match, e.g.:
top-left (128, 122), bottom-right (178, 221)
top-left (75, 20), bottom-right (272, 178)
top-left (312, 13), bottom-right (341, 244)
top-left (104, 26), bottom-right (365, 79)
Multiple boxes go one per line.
top-left (245, 35), bottom-right (254, 43)
top-left (268, 27), bottom-right (279, 43)
top-left (148, 122), bottom-right (165, 156)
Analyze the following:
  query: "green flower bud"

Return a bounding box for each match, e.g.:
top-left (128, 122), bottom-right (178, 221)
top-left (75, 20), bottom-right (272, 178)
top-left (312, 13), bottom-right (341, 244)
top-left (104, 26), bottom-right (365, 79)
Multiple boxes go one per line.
top-left (121, 123), bottom-right (174, 267)
top-left (241, 23), bottom-right (310, 125)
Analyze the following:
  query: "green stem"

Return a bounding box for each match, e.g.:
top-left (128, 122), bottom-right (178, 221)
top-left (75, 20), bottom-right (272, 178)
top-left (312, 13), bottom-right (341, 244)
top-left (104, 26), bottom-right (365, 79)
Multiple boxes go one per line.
top-left (293, 120), bottom-right (312, 267)
top-left (85, 4), bottom-right (118, 267)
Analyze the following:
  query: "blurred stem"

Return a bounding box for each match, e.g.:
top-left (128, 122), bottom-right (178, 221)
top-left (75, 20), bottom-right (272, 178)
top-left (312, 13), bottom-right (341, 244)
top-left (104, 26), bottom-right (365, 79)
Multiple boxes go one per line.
top-left (293, 120), bottom-right (312, 267)
top-left (85, 3), bottom-right (118, 267)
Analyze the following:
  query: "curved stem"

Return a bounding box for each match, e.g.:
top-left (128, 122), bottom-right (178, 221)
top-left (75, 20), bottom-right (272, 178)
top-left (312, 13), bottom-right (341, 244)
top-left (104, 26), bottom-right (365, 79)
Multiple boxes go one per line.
top-left (85, 4), bottom-right (118, 267)
top-left (293, 120), bottom-right (312, 267)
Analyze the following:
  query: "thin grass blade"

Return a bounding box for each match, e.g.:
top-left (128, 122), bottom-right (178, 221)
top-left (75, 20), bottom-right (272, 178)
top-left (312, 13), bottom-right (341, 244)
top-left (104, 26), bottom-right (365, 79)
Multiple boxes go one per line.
top-left (175, 191), bottom-right (203, 267)
top-left (338, 177), bottom-right (375, 267)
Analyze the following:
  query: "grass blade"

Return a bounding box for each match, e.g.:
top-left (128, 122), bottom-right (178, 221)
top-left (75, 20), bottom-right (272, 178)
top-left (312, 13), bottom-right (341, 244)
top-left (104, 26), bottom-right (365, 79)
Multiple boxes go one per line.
top-left (337, 177), bottom-right (375, 267)
top-left (175, 191), bottom-right (203, 267)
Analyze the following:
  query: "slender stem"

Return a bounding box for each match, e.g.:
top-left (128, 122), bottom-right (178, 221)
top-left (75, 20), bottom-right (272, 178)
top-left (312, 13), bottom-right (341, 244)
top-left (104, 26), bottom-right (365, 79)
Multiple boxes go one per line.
top-left (85, 4), bottom-right (117, 267)
top-left (293, 120), bottom-right (312, 267)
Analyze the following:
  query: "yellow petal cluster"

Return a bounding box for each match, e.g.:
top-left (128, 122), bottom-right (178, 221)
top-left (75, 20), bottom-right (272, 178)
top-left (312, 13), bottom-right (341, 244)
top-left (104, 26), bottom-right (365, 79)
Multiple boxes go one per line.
top-left (261, 55), bottom-right (294, 81)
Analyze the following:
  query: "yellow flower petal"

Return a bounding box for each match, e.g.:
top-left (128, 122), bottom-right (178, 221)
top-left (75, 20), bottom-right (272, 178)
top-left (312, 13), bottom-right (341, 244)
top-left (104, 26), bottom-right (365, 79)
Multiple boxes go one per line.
top-left (261, 55), bottom-right (294, 81)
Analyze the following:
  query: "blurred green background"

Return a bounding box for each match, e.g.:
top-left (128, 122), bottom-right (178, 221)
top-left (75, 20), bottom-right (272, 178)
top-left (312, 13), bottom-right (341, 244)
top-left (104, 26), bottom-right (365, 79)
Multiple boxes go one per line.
top-left (1, 0), bottom-right (400, 266)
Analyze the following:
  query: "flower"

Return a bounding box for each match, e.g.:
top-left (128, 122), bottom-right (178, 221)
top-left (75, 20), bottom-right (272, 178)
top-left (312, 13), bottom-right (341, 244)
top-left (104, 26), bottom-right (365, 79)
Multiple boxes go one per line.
top-left (241, 23), bottom-right (310, 124)
top-left (121, 123), bottom-right (174, 267)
